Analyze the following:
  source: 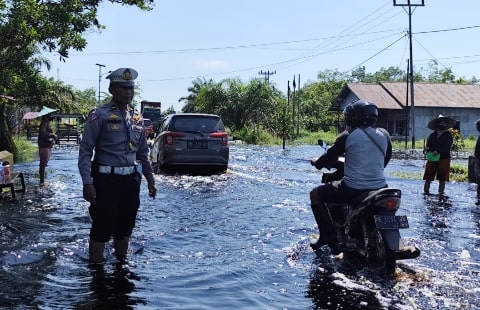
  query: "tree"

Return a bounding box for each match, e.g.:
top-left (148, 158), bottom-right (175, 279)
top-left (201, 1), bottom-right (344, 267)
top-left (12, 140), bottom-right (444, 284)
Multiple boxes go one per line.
top-left (180, 78), bottom-right (216, 113)
top-left (73, 87), bottom-right (98, 117)
top-left (0, 0), bottom-right (153, 154)
top-left (298, 69), bottom-right (348, 132)
top-left (353, 66), bottom-right (407, 83)
top-left (423, 60), bottom-right (458, 83)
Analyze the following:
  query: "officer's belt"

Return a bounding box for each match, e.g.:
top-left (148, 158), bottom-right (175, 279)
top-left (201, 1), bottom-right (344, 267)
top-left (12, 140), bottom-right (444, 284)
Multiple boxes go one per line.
top-left (98, 165), bottom-right (137, 175)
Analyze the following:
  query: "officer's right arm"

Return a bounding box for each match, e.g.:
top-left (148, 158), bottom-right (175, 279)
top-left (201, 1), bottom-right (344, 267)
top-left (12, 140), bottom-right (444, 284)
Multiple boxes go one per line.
top-left (79, 110), bottom-right (102, 204)
top-left (78, 109), bottom-right (101, 185)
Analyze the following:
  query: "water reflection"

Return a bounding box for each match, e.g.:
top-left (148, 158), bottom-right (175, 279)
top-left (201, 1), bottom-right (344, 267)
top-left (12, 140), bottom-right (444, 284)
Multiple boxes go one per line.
top-left (423, 195), bottom-right (454, 242)
top-left (77, 261), bottom-right (145, 309)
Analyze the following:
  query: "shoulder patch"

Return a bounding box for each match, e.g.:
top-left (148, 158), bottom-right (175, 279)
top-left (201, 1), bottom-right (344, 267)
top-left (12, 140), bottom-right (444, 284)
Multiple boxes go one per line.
top-left (87, 110), bottom-right (98, 122)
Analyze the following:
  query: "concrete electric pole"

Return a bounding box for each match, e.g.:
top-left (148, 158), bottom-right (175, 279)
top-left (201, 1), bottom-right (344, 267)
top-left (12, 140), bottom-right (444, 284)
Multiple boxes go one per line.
top-left (393, 0), bottom-right (424, 149)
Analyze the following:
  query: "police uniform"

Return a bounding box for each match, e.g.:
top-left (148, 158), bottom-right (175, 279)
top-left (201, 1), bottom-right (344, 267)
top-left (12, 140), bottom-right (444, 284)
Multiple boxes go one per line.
top-left (78, 67), bottom-right (155, 243)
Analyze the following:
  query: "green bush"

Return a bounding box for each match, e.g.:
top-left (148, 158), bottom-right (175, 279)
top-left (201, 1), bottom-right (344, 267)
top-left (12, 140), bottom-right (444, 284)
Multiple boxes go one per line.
top-left (450, 163), bottom-right (468, 182)
top-left (13, 136), bottom-right (37, 162)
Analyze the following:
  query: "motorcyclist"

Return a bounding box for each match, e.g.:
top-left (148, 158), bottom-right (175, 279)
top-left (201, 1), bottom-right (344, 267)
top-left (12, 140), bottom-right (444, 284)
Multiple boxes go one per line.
top-left (309, 99), bottom-right (392, 251)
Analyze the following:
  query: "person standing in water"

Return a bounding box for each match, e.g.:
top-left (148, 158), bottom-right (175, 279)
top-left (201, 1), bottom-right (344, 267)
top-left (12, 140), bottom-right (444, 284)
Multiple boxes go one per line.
top-left (423, 115), bottom-right (455, 197)
top-left (78, 67), bottom-right (157, 263)
top-left (38, 110), bottom-right (58, 186)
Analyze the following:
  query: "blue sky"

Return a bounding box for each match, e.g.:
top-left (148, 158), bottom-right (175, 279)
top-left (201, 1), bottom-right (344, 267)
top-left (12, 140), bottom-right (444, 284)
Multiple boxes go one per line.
top-left (42, 0), bottom-right (480, 111)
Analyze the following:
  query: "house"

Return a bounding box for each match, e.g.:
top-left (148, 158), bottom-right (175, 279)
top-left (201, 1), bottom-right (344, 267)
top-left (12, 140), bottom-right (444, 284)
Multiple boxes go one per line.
top-left (333, 82), bottom-right (480, 141)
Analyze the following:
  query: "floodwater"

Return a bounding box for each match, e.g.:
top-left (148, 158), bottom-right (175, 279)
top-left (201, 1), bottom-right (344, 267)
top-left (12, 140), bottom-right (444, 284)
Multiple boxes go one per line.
top-left (0, 144), bottom-right (479, 309)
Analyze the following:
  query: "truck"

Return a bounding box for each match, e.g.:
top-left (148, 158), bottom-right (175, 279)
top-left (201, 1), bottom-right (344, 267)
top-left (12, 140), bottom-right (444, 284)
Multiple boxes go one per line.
top-left (140, 101), bottom-right (162, 137)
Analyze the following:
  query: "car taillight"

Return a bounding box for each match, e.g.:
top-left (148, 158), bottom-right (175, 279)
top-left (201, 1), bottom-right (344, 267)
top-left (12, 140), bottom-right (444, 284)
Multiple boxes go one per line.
top-left (210, 132), bottom-right (228, 146)
top-left (375, 197), bottom-right (401, 211)
top-left (164, 131), bottom-right (185, 145)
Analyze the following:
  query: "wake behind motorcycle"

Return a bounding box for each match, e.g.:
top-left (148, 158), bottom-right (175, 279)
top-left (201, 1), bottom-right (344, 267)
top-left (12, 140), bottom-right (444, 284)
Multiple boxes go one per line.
top-left (314, 156), bottom-right (420, 277)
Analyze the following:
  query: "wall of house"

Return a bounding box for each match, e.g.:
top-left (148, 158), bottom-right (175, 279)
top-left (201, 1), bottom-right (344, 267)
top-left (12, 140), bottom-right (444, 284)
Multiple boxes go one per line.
top-left (414, 107), bottom-right (480, 140)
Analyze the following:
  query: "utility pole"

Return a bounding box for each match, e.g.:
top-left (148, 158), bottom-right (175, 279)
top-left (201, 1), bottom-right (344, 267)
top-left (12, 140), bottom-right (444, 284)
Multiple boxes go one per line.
top-left (393, 0), bottom-right (424, 149)
top-left (288, 80), bottom-right (292, 140)
top-left (258, 70), bottom-right (276, 84)
top-left (95, 63), bottom-right (106, 105)
top-left (294, 74), bottom-right (301, 136)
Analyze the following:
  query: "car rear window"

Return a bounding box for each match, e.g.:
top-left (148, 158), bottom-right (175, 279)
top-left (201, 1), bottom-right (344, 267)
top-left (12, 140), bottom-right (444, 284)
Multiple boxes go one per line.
top-left (170, 116), bottom-right (225, 133)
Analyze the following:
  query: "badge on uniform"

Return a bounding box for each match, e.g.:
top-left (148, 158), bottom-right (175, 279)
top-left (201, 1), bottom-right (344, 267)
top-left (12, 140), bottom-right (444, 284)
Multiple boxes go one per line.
top-left (108, 113), bottom-right (120, 120)
top-left (88, 110), bottom-right (98, 122)
top-left (109, 124), bottom-right (121, 131)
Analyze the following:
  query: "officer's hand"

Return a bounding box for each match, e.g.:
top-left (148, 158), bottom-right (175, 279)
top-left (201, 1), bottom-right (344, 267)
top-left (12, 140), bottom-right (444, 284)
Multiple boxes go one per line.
top-left (148, 182), bottom-right (157, 199)
top-left (83, 184), bottom-right (96, 205)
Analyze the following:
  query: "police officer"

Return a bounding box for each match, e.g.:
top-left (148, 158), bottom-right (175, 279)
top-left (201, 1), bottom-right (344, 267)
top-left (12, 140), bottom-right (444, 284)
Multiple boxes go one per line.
top-left (78, 67), bottom-right (157, 263)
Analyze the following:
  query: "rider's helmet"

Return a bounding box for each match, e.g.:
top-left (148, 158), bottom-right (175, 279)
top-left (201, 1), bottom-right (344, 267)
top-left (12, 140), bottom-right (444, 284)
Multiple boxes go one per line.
top-left (343, 99), bottom-right (378, 127)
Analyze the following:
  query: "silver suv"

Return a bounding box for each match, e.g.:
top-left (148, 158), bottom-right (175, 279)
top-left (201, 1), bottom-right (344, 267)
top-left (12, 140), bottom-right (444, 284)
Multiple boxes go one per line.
top-left (150, 113), bottom-right (229, 174)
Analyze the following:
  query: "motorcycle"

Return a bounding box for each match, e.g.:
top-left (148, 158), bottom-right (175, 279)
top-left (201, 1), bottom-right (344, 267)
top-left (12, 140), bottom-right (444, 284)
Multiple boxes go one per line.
top-left (313, 142), bottom-right (420, 277)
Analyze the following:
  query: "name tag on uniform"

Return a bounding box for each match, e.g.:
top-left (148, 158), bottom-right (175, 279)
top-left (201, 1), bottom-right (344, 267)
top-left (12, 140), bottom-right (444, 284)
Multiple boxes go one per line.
top-left (108, 113), bottom-right (120, 120)
top-left (108, 124), bottom-right (121, 131)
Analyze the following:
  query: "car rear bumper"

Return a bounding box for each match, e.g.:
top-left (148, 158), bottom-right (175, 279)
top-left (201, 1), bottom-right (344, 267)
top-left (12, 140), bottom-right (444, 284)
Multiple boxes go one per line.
top-left (161, 148), bottom-right (229, 166)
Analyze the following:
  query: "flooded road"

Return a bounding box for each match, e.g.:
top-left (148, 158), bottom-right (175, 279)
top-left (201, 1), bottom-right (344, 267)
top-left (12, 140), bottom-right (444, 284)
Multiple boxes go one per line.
top-left (1, 144), bottom-right (479, 309)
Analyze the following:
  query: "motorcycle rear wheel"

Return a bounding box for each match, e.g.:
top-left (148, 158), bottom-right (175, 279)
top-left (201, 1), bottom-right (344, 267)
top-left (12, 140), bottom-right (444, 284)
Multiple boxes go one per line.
top-left (369, 229), bottom-right (396, 277)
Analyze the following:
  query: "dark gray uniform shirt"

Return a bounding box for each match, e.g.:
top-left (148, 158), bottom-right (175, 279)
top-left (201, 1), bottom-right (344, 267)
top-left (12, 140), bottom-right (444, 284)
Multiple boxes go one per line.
top-left (78, 101), bottom-right (154, 185)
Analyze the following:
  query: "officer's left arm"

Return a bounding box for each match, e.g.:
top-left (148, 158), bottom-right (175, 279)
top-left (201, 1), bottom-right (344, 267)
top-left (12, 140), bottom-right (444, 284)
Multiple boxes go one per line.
top-left (136, 130), bottom-right (157, 198)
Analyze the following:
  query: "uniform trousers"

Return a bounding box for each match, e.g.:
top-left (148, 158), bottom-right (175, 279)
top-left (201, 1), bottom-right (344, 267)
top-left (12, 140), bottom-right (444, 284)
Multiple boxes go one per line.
top-left (89, 172), bottom-right (141, 242)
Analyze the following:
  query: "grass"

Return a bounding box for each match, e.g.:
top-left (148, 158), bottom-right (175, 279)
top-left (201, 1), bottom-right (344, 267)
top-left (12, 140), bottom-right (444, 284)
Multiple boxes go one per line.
top-left (390, 163), bottom-right (469, 183)
top-left (13, 136), bottom-right (37, 162)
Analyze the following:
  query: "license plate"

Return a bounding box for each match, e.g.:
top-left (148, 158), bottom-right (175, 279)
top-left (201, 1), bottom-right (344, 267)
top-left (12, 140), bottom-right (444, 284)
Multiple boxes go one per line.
top-left (374, 215), bottom-right (409, 229)
top-left (187, 140), bottom-right (208, 149)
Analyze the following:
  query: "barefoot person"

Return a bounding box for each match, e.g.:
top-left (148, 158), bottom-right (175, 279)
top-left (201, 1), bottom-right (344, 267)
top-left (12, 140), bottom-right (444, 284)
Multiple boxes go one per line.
top-left (37, 107), bottom-right (58, 186)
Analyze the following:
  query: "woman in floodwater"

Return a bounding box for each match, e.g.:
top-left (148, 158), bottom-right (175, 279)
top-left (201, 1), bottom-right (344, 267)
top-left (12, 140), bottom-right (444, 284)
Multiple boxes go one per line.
top-left (38, 112), bottom-right (58, 186)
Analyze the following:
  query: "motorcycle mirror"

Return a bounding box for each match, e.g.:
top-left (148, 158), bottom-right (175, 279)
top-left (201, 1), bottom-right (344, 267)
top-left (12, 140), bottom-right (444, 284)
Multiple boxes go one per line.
top-left (317, 139), bottom-right (327, 150)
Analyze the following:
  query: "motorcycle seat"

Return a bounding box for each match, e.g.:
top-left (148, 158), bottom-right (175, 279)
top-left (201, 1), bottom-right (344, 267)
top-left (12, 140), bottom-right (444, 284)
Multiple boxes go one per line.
top-left (349, 190), bottom-right (376, 207)
top-left (350, 187), bottom-right (401, 209)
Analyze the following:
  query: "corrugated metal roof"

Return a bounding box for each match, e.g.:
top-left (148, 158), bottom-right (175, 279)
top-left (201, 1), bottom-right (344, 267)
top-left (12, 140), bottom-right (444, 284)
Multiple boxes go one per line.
top-left (346, 83), bottom-right (402, 109)
top-left (381, 82), bottom-right (480, 108)
top-left (375, 82), bottom-right (480, 108)
top-left (344, 82), bottom-right (480, 109)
